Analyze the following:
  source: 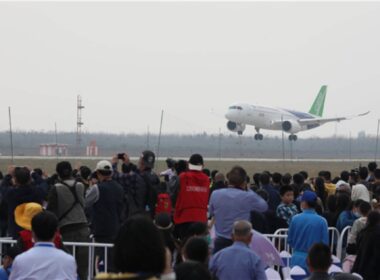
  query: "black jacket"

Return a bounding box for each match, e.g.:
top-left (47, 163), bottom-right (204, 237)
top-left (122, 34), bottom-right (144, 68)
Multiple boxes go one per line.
top-left (250, 210), bottom-right (288, 234)
top-left (113, 171), bottom-right (148, 219)
top-left (139, 169), bottom-right (160, 217)
top-left (261, 184), bottom-right (281, 212)
top-left (92, 180), bottom-right (124, 238)
top-left (352, 224), bottom-right (380, 280)
top-left (6, 184), bottom-right (45, 238)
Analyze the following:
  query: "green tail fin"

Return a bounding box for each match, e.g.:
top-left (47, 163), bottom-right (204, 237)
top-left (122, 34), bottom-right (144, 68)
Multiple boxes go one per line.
top-left (309, 85), bottom-right (327, 117)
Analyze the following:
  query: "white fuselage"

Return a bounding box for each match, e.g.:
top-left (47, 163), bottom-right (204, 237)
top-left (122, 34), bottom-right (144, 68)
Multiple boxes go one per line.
top-left (225, 103), bottom-right (317, 133)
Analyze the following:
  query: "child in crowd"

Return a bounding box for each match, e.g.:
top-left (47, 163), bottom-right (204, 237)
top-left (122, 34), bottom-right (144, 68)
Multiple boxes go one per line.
top-left (0, 247), bottom-right (21, 280)
top-left (276, 185), bottom-right (298, 225)
top-left (15, 203), bottom-right (64, 251)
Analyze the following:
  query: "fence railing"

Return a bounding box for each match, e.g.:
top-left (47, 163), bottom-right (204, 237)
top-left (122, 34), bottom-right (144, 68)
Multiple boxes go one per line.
top-left (336, 226), bottom-right (352, 261)
top-left (1, 226), bottom-right (352, 279)
top-left (273, 227), bottom-right (341, 254)
top-left (264, 233), bottom-right (290, 253)
top-left (0, 238), bottom-right (114, 280)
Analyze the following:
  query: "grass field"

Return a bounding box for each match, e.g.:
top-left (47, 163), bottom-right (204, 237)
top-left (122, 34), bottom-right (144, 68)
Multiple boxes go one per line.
top-left (0, 157), bottom-right (369, 178)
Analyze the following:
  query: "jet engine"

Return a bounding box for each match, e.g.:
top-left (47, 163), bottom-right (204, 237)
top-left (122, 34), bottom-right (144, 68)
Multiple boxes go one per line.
top-left (227, 121), bottom-right (246, 134)
top-left (282, 120), bottom-right (302, 133)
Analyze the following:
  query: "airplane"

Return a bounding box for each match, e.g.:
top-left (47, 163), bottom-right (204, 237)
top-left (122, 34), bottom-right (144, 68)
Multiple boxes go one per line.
top-left (225, 86), bottom-right (369, 141)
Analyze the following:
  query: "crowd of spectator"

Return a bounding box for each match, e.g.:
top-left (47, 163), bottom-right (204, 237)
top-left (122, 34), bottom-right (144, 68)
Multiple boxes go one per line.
top-left (0, 153), bottom-right (380, 280)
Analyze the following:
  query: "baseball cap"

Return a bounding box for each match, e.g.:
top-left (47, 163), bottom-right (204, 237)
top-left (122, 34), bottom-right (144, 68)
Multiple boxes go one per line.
top-left (141, 150), bottom-right (155, 169)
top-left (301, 191), bottom-right (317, 203)
top-left (15, 202), bottom-right (43, 231)
top-left (95, 160), bottom-right (113, 172)
top-left (189, 154), bottom-right (204, 171)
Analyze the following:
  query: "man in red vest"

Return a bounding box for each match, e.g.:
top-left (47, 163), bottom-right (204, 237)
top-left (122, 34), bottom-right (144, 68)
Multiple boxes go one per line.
top-left (174, 154), bottom-right (210, 240)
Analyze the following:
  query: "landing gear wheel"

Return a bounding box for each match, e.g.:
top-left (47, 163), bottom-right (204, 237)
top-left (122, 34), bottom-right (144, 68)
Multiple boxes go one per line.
top-left (288, 135), bottom-right (298, 141)
top-left (238, 131), bottom-right (243, 136)
top-left (254, 134), bottom-right (264, 141)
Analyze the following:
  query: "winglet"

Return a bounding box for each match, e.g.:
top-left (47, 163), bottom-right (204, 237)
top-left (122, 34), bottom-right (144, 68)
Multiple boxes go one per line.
top-left (309, 85), bottom-right (327, 117)
top-left (358, 111), bottom-right (370, 117)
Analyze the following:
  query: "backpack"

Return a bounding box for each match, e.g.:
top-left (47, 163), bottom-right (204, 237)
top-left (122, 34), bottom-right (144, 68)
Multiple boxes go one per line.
top-left (155, 193), bottom-right (172, 215)
top-left (57, 180), bottom-right (84, 222)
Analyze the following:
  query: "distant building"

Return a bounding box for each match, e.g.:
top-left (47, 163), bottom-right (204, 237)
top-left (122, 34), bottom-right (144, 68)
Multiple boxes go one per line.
top-left (86, 140), bottom-right (99, 156)
top-left (40, 144), bottom-right (68, 156)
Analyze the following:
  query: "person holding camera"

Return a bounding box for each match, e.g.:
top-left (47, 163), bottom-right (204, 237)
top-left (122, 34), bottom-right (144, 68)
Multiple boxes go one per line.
top-left (160, 158), bottom-right (177, 182)
top-left (137, 150), bottom-right (161, 218)
top-left (209, 166), bottom-right (268, 254)
top-left (112, 153), bottom-right (148, 219)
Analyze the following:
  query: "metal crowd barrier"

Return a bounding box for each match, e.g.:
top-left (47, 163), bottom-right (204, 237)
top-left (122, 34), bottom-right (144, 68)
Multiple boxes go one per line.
top-left (264, 233), bottom-right (291, 254)
top-left (336, 226), bottom-right (352, 261)
top-left (273, 227), bottom-right (340, 255)
top-left (0, 238), bottom-right (114, 280)
top-left (0, 226), bottom-right (352, 279)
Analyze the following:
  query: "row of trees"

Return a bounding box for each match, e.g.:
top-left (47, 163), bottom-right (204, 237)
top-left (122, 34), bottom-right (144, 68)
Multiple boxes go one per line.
top-left (0, 131), bottom-right (378, 159)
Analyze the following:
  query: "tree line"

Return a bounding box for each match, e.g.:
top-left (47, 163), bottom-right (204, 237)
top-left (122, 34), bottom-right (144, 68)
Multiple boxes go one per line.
top-left (0, 131), bottom-right (377, 159)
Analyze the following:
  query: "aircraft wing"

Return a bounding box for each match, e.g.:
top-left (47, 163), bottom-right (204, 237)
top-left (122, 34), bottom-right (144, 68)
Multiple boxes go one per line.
top-left (298, 111), bottom-right (370, 126)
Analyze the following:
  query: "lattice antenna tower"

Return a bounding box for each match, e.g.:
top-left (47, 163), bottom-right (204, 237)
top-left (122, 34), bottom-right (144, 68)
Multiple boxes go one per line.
top-left (76, 95), bottom-right (84, 155)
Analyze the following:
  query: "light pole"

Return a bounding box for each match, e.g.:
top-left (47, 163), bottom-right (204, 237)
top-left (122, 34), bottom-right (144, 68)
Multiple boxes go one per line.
top-left (375, 119), bottom-right (380, 162)
top-left (8, 107), bottom-right (14, 164)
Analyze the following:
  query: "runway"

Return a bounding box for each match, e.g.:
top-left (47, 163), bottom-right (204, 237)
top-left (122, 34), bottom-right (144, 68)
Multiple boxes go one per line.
top-left (0, 156), bottom-right (372, 163)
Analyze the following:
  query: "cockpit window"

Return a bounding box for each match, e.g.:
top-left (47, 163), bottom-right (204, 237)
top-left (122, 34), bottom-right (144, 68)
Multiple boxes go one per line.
top-left (229, 106), bottom-right (243, 110)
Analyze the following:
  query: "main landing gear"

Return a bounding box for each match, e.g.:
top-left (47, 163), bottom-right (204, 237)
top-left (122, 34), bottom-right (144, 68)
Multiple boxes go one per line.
top-left (254, 134), bottom-right (264, 140)
top-left (289, 134), bottom-right (298, 141)
top-left (254, 128), bottom-right (264, 141)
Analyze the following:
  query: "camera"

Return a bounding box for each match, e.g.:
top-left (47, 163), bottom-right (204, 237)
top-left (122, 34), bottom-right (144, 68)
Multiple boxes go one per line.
top-left (117, 153), bottom-right (125, 160)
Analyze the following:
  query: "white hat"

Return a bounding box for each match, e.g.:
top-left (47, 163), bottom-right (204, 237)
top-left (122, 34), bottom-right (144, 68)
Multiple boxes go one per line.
top-left (336, 180), bottom-right (350, 190)
top-left (95, 160), bottom-right (113, 172)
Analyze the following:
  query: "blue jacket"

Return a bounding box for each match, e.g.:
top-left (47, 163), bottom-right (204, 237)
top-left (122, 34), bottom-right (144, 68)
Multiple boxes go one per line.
top-left (288, 209), bottom-right (329, 271)
top-left (0, 266), bottom-right (11, 280)
top-left (336, 211), bottom-right (358, 233)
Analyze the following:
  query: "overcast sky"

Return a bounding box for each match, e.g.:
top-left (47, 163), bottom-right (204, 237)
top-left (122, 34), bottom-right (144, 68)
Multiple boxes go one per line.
top-left (0, 1), bottom-right (379, 138)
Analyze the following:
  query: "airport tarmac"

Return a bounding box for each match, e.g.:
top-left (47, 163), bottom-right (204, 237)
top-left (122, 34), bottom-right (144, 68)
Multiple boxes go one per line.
top-left (0, 156), bottom-right (372, 177)
top-left (0, 156), bottom-right (374, 162)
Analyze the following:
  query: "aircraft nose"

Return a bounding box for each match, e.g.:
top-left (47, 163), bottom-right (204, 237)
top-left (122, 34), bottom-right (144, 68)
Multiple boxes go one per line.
top-left (225, 111), bottom-right (232, 119)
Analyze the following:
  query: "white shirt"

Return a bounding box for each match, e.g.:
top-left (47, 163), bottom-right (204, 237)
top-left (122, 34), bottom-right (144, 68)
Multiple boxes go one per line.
top-left (9, 242), bottom-right (77, 280)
